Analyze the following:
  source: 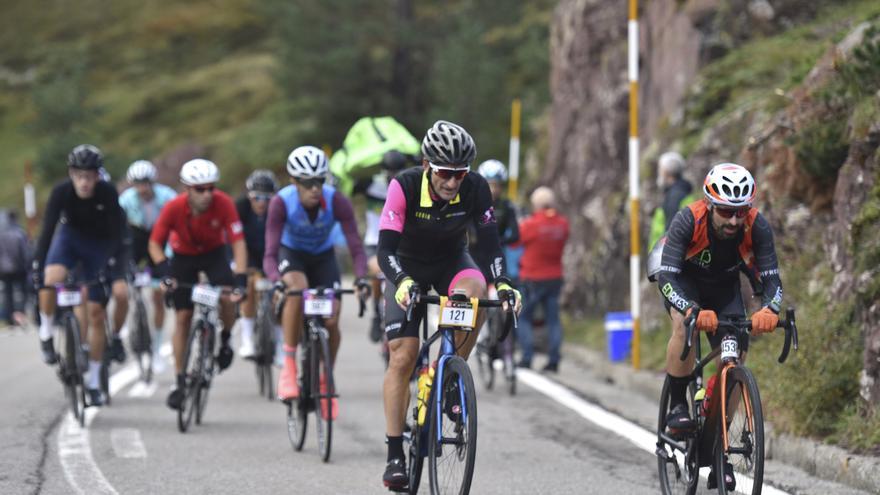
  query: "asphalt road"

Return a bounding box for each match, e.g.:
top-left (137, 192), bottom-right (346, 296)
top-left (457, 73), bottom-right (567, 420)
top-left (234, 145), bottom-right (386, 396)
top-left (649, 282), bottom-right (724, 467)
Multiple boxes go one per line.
top-left (0, 297), bottom-right (870, 495)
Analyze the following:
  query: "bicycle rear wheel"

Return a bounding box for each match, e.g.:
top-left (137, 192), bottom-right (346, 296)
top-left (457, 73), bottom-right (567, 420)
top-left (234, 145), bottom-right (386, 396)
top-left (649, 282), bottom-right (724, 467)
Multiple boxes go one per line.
top-left (656, 375), bottom-right (699, 495)
top-left (408, 381), bottom-right (434, 494)
top-left (474, 338), bottom-right (494, 392)
top-left (429, 356), bottom-right (477, 495)
top-left (314, 333), bottom-right (334, 462)
top-left (100, 350), bottom-right (111, 406)
top-left (130, 297), bottom-right (152, 383)
top-left (255, 293), bottom-right (275, 400)
top-left (715, 366), bottom-right (764, 495)
top-left (178, 324), bottom-right (202, 433)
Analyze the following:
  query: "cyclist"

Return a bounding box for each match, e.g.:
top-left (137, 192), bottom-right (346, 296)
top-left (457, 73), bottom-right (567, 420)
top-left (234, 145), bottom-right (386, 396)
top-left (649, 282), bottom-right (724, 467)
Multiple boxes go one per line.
top-left (329, 116), bottom-right (420, 342)
top-left (656, 163), bottom-right (783, 490)
top-left (235, 170), bottom-right (278, 360)
top-left (376, 120), bottom-right (522, 490)
top-left (148, 159), bottom-right (247, 411)
top-left (101, 168), bottom-right (133, 365)
top-left (33, 144), bottom-right (125, 406)
top-left (118, 160), bottom-right (177, 369)
top-left (263, 146), bottom-right (370, 415)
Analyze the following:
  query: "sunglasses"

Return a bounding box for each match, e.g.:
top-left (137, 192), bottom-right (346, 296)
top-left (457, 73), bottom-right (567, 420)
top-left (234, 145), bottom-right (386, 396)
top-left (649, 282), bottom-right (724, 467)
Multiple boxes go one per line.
top-left (429, 163), bottom-right (469, 181)
top-left (297, 177), bottom-right (325, 189)
top-left (192, 185), bottom-right (215, 194)
top-left (249, 192), bottom-right (273, 202)
top-left (714, 207), bottom-right (749, 219)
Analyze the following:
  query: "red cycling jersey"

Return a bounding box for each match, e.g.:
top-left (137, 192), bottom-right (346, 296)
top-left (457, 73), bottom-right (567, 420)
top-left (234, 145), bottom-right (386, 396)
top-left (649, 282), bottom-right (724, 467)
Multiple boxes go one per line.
top-left (150, 190), bottom-right (244, 256)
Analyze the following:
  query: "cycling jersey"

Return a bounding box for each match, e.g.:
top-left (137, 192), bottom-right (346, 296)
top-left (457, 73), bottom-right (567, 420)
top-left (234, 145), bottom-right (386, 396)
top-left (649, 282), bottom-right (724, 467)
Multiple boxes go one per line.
top-left (149, 190), bottom-right (244, 256)
top-left (35, 180), bottom-right (124, 266)
top-left (118, 183), bottom-right (177, 231)
top-left (469, 197), bottom-right (519, 274)
top-left (263, 187), bottom-right (367, 281)
top-left (235, 195), bottom-right (268, 269)
top-left (376, 167), bottom-right (508, 286)
top-left (657, 200), bottom-right (783, 315)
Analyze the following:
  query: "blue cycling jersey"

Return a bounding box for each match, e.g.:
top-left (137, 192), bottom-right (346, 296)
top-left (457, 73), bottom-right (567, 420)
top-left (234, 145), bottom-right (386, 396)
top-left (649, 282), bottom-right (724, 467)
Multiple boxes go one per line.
top-left (118, 183), bottom-right (177, 230)
top-left (278, 184), bottom-right (337, 254)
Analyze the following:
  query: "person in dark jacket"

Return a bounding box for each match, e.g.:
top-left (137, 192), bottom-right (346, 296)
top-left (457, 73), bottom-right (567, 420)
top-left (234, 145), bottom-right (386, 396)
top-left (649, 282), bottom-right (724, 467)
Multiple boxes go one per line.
top-left (649, 151), bottom-right (695, 248)
top-left (0, 210), bottom-right (30, 326)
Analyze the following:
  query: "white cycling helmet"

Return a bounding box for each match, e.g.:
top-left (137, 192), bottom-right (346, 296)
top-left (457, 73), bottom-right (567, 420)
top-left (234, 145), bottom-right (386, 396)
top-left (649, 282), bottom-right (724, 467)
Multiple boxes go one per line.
top-left (286, 146), bottom-right (329, 179)
top-left (126, 160), bottom-right (157, 183)
top-left (703, 163), bottom-right (756, 207)
top-left (180, 158), bottom-right (220, 186)
top-left (477, 159), bottom-right (508, 182)
top-left (421, 120), bottom-right (476, 166)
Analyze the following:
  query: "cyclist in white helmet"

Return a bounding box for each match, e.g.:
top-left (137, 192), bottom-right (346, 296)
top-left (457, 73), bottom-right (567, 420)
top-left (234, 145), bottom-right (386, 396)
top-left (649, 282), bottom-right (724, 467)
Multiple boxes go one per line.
top-left (115, 160), bottom-right (177, 370)
top-left (263, 146), bottom-right (370, 417)
top-left (655, 163), bottom-right (783, 491)
top-left (148, 158), bottom-right (248, 412)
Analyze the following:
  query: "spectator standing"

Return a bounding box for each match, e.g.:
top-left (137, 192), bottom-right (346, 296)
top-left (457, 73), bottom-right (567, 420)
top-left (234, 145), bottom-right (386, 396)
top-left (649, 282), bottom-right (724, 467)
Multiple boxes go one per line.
top-left (515, 187), bottom-right (569, 372)
top-left (0, 210), bottom-right (31, 326)
top-left (649, 151), bottom-right (695, 248)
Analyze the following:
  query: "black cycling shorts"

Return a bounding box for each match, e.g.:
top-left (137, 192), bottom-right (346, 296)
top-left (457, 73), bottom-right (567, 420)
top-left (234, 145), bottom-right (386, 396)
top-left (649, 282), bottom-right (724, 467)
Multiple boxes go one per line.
top-left (383, 250), bottom-right (485, 341)
top-left (277, 246), bottom-right (341, 289)
top-left (662, 275), bottom-right (749, 351)
top-left (170, 247), bottom-right (235, 310)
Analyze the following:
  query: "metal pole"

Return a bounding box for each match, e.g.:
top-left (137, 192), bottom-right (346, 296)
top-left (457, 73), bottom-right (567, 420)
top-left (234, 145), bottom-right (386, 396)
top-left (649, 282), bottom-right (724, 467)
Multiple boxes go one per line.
top-left (24, 161), bottom-right (37, 238)
top-left (508, 98), bottom-right (521, 202)
top-left (628, 0), bottom-right (641, 369)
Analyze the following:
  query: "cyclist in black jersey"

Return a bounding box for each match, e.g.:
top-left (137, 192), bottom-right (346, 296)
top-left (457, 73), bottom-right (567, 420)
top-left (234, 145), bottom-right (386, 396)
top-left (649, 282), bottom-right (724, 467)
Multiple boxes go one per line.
top-left (469, 159), bottom-right (519, 271)
top-left (376, 120), bottom-right (523, 490)
top-left (235, 170), bottom-right (277, 359)
top-left (33, 145), bottom-right (125, 406)
top-left (653, 163), bottom-right (783, 490)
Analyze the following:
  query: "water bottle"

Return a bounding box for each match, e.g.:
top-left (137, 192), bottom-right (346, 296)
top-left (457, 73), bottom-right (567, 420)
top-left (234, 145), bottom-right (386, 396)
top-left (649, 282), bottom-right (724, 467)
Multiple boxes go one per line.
top-left (701, 374), bottom-right (717, 416)
top-left (417, 365), bottom-right (434, 426)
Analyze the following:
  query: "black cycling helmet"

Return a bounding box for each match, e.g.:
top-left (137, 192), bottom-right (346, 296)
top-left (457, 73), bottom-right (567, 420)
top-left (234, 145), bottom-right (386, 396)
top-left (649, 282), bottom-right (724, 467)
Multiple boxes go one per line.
top-left (381, 150), bottom-right (409, 172)
top-left (68, 144), bottom-right (104, 170)
top-left (246, 169), bottom-right (278, 193)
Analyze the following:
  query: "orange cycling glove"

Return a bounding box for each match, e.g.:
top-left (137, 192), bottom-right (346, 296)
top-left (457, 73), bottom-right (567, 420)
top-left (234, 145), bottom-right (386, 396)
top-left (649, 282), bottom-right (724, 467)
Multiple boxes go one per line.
top-left (751, 307), bottom-right (778, 334)
top-left (686, 307), bottom-right (718, 333)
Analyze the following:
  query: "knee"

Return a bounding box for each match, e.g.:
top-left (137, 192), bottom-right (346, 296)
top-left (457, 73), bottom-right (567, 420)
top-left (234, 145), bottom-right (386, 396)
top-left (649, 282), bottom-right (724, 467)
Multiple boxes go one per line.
top-left (387, 346), bottom-right (416, 375)
top-left (113, 285), bottom-right (127, 303)
top-left (87, 304), bottom-right (105, 322)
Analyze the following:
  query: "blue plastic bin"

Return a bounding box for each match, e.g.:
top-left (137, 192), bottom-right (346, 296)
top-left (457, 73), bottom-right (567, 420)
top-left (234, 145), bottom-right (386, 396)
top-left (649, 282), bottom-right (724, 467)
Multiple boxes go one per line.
top-left (605, 312), bottom-right (633, 362)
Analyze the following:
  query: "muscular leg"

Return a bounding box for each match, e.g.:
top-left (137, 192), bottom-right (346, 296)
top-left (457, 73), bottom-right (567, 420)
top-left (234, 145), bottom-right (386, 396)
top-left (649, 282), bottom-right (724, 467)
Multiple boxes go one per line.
top-left (111, 279), bottom-right (128, 334)
top-left (172, 309), bottom-right (194, 373)
top-left (326, 309), bottom-right (341, 365)
top-left (665, 308), bottom-right (697, 377)
top-left (86, 302), bottom-right (108, 361)
top-left (450, 276), bottom-right (487, 359)
top-left (281, 271), bottom-right (307, 348)
top-left (38, 265), bottom-right (67, 345)
top-left (151, 288), bottom-right (165, 330)
top-left (384, 337), bottom-right (419, 436)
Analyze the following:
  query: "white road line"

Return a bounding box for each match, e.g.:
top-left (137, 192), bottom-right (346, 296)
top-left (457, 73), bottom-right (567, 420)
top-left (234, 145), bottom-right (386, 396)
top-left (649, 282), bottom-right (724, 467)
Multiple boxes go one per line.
top-left (518, 369), bottom-right (790, 495)
top-left (57, 361), bottom-right (141, 495)
top-left (110, 428), bottom-right (147, 459)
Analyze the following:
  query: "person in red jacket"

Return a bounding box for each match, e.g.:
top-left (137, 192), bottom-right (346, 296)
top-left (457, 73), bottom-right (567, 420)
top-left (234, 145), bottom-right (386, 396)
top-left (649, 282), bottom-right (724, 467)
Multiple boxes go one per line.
top-left (515, 186), bottom-right (569, 372)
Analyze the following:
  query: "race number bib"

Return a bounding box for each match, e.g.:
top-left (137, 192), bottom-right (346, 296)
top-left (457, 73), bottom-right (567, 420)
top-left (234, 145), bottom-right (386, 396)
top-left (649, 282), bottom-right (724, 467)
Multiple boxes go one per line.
top-left (191, 284), bottom-right (221, 308)
top-left (56, 288), bottom-right (82, 307)
top-left (720, 337), bottom-right (739, 361)
top-left (304, 294), bottom-right (333, 316)
top-left (133, 271), bottom-right (152, 288)
top-left (439, 298), bottom-right (478, 329)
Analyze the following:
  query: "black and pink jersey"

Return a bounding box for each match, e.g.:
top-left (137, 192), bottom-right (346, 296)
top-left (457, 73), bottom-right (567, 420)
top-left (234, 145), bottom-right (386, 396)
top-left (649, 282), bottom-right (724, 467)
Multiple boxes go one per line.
top-left (376, 167), bottom-right (508, 286)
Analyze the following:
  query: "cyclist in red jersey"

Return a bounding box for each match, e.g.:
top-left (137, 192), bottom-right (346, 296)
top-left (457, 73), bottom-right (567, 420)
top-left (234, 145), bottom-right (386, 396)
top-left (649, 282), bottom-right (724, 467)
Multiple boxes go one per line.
top-left (148, 159), bottom-right (248, 411)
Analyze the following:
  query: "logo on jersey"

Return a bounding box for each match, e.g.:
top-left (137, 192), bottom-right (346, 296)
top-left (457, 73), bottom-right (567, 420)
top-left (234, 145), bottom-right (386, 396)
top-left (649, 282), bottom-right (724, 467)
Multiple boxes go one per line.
top-left (478, 207), bottom-right (496, 226)
top-left (415, 211), bottom-right (431, 220)
top-left (388, 211), bottom-right (396, 222)
top-left (231, 221), bottom-right (243, 234)
top-left (661, 283), bottom-right (689, 311)
top-left (689, 249), bottom-right (711, 268)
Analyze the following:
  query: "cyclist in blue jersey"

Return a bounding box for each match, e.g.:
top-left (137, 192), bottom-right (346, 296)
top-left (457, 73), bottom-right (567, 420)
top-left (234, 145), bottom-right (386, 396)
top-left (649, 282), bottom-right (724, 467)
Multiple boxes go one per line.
top-left (116, 160), bottom-right (177, 367)
top-left (263, 146), bottom-right (371, 415)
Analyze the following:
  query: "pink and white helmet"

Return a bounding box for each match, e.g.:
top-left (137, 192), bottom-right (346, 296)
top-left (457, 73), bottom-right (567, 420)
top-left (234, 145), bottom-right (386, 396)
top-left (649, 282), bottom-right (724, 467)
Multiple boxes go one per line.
top-left (703, 163), bottom-right (756, 207)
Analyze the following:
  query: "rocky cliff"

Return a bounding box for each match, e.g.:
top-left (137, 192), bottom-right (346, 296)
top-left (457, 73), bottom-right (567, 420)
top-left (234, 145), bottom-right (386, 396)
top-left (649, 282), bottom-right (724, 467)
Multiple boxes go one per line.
top-left (548, 0), bottom-right (880, 444)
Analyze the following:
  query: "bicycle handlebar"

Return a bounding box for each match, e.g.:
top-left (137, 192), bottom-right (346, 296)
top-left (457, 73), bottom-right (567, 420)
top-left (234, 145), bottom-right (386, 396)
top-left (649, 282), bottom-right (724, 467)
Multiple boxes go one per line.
top-left (679, 306), bottom-right (799, 364)
top-left (406, 292), bottom-right (519, 335)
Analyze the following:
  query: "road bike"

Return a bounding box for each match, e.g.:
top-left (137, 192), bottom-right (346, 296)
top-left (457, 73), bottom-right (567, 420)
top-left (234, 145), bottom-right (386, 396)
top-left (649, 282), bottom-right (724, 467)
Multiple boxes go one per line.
top-left (405, 290), bottom-right (516, 494)
top-left (176, 282), bottom-right (230, 433)
top-left (252, 276), bottom-right (276, 400)
top-left (127, 266), bottom-right (154, 383)
top-left (656, 308), bottom-right (799, 495)
top-left (283, 286), bottom-right (364, 462)
top-left (473, 288), bottom-right (516, 395)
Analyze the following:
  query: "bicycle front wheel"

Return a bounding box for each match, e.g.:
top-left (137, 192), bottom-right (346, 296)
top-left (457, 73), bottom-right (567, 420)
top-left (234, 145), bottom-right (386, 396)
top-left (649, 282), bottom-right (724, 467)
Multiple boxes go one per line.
top-left (715, 366), bottom-right (764, 495)
top-left (314, 334), bottom-right (334, 463)
top-left (178, 324), bottom-right (202, 433)
top-left (195, 325), bottom-right (215, 425)
top-left (657, 375), bottom-right (699, 495)
top-left (62, 313), bottom-right (86, 427)
top-left (429, 356), bottom-right (477, 495)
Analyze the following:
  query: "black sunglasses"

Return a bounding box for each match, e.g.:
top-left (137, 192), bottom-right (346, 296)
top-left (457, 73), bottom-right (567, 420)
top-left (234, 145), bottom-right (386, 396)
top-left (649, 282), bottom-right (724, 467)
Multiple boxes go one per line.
top-left (297, 177), bottom-right (325, 189)
top-left (192, 185), bottom-right (215, 194)
top-left (714, 206), bottom-right (749, 219)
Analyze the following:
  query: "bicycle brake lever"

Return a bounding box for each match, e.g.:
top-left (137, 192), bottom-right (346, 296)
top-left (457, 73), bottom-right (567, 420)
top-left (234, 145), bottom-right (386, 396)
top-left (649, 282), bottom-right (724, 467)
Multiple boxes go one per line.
top-left (679, 316), bottom-right (695, 362)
